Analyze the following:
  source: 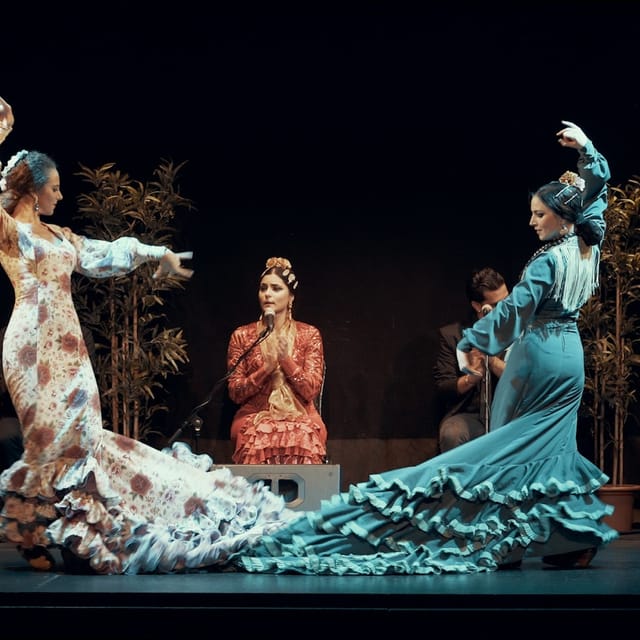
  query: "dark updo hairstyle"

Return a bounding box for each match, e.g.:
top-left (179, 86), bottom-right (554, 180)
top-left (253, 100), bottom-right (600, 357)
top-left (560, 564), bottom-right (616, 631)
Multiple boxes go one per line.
top-left (534, 181), bottom-right (583, 223)
top-left (533, 172), bottom-right (603, 246)
top-left (0, 150), bottom-right (57, 215)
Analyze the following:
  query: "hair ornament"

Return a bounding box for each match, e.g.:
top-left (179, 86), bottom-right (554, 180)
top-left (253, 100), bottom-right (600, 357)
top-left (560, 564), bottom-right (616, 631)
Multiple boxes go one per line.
top-left (559, 170), bottom-right (585, 192)
top-left (555, 172), bottom-right (584, 209)
top-left (563, 192), bottom-right (580, 205)
top-left (265, 257), bottom-right (292, 271)
top-left (0, 149), bottom-right (29, 191)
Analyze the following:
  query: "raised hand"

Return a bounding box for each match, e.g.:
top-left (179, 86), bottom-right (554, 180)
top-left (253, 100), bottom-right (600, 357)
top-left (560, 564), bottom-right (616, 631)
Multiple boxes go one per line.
top-left (556, 120), bottom-right (589, 149)
top-left (0, 96), bottom-right (14, 144)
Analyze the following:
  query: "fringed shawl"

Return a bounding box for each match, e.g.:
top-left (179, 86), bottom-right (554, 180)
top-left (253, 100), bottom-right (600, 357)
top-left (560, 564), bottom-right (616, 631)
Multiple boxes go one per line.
top-left (547, 236), bottom-right (600, 311)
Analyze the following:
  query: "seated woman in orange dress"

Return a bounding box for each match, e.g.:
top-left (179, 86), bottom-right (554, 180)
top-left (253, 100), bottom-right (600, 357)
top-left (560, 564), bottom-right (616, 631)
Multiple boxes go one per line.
top-left (227, 257), bottom-right (327, 465)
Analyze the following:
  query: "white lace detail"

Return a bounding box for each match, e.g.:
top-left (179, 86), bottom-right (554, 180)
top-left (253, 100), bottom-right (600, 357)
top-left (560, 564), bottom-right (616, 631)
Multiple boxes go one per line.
top-left (0, 149), bottom-right (28, 191)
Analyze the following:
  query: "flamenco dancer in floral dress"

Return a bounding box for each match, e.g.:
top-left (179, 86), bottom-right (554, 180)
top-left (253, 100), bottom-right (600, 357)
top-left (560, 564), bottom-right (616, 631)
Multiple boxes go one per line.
top-left (0, 96), bottom-right (299, 574)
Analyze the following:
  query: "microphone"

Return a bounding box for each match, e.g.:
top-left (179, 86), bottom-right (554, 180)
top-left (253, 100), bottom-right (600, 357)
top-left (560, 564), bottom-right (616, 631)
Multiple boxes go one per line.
top-left (481, 304), bottom-right (493, 316)
top-left (263, 310), bottom-right (275, 333)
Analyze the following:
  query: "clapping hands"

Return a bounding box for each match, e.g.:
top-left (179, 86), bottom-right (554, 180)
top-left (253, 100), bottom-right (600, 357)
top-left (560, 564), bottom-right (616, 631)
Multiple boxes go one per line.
top-left (262, 332), bottom-right (289, 373)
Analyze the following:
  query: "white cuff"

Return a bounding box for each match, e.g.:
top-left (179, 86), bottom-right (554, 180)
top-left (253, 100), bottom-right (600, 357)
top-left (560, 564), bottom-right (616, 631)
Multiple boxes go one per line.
top-left (137, 242), bottom-right (169, 260)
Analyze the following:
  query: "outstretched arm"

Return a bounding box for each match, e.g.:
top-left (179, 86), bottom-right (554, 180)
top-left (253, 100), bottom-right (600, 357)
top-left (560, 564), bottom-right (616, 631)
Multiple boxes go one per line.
top-left (61, 229), bottom-right (195, 280)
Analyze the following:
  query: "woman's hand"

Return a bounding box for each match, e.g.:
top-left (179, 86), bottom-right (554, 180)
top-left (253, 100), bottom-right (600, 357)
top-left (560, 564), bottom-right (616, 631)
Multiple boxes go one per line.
top-left (262, 332), bottom-right (289, 373)
top-left (275, 334), bottom-right (289, 361)
top-left (262, 336), bottom-right (279, 373)
top-left (0, 96), bottom-right (14, 144)
top-left (153, 250), bottom-right (194, 280)
top-left (557, 120), bottom-right (589, 149)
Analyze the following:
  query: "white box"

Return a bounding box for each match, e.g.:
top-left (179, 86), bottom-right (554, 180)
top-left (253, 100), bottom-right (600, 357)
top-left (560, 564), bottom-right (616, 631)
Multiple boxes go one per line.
top-left (217, 464), bottom-right (341, 511)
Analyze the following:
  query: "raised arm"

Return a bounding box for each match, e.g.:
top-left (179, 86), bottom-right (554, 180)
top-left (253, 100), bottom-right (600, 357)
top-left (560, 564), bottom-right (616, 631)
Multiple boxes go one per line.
top-left (0, 96), bottom-right (17, 243)
top-left (0, 96), bottom-right (14, 146)
top-left (557, 120), bottom-right (610, 246)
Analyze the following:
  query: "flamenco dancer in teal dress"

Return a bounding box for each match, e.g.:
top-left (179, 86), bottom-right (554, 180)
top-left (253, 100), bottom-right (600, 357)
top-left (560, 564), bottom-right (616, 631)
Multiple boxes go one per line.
top-left (234, 121), bottom-right (618, 575)
top-left (0, 92), bottom-right (617, 575)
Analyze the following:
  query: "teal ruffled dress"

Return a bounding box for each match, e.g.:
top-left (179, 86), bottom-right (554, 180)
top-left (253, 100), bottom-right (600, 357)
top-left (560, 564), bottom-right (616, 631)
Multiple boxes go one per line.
top-left (233, 141), bottom-right (619, 575)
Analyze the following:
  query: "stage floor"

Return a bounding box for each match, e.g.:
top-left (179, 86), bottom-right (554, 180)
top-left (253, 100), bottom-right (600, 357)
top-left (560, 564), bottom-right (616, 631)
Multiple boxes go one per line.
top-left (1, 530), bottom-right (639, 628)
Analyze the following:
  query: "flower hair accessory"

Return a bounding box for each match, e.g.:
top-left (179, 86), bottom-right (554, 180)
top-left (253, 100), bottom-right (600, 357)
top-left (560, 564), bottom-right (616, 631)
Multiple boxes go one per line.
top-left (559, 170), bottom-right (585, 192)
top-left (0, 149), bottom-right (29, 192)
top-left (265, 257), bottom-right (292, 271)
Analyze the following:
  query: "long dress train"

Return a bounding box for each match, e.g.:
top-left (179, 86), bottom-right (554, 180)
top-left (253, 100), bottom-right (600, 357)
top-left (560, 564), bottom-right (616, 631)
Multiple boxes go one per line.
top-left (232, 140), bottom-right (619, 575)
top-left (0, 214), bottom-right (299, 574)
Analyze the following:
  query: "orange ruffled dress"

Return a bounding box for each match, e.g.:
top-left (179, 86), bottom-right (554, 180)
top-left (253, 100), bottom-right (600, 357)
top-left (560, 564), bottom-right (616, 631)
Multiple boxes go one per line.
top-left (227, 320), bottom-right (327, 465)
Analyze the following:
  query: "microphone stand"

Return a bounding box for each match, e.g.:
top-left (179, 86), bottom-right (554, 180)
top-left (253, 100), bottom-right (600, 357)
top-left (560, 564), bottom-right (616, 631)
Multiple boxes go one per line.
top-left (480, 304), bottom-right (493, 434)
top-left (484, 355), bottom-right (491, 433)
top-left (167, 326), bottom-right (272, 453)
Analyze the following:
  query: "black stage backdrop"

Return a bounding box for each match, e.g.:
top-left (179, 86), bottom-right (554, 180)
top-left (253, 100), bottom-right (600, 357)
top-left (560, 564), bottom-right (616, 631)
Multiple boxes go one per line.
top-left (1, 4), bottom-right (639, 450)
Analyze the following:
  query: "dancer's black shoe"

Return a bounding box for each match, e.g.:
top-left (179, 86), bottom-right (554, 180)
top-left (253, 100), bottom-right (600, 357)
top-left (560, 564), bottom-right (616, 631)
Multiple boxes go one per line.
top-left (497, 559), bottom-right (522, 570)
top-left (61, 548), bottom-right (96, 575)
top-left (542, 547), bottom-right (597, 569)
top-left (19, 545), bottom-right (56, 571)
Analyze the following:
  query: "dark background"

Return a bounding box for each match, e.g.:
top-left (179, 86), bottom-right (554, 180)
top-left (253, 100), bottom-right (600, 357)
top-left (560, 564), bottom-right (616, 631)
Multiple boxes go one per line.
top-left (1, 4), bottom-right (639, 453)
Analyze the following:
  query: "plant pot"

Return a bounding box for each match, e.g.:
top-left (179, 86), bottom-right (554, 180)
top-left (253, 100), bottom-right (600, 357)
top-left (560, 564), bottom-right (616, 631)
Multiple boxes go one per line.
top-left (596, 484), bottom-right (640, 533)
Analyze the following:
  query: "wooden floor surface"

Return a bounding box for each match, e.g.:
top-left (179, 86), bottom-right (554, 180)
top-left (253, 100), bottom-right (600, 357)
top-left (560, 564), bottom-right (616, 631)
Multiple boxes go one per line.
top-left (1, 529), bottom-right (638, 630)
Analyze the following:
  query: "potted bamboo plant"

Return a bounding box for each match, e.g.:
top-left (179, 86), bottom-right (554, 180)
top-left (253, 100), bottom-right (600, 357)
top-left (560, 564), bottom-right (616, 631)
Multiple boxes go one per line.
top-left (71, 160), bottom-right (194, 443)
top-left (578, 175), bottom-right (640, 531)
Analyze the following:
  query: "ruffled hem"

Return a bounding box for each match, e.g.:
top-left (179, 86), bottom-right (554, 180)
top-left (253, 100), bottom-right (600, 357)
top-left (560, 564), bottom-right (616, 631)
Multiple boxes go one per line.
top-left (235, 451), bottom-right (619, 575)
top-left (47, 479), bottom-right (301, 575)
top-left (0, 441), bottom-right (302, 574)
top-left (233, 419), bottom-right (326, 465)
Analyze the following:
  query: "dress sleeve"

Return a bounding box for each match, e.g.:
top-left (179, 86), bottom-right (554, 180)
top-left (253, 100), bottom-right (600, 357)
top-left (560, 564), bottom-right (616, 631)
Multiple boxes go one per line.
top-left (576, 140), bottom-right (610, 245)
top-left (61, 229), bottom-right (168, 278)
top-left (457, 253), bottom-right (556, 355)
top-left (226, 327), bottom-right (271, 404)
top-left (280, 325), bottom-right (325, 403)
